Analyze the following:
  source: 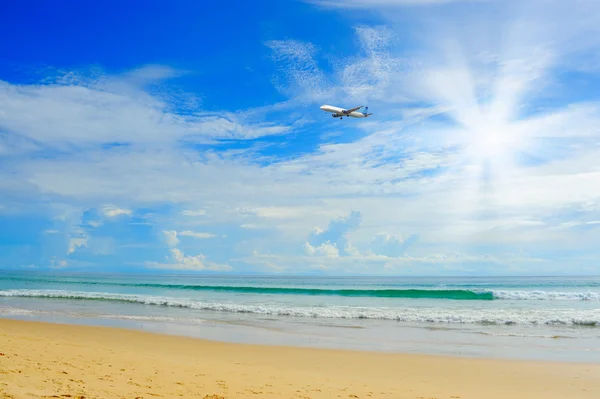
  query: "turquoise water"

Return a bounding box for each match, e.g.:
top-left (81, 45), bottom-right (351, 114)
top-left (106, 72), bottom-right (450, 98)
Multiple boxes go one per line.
top-left (1, 271), bottom-right (600, 362)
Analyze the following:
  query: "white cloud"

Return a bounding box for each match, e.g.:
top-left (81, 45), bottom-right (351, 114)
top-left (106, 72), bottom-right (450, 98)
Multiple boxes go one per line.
top-left (163, 230), bottom-right (180, 247)
top-left (68, 237), bottom-right (88, 254)
top-left (253, 206), bottom-right (345, 220)
top-left (102, 205), bottom-right (132, 218)
top-left (304, 241), bottom-right (340, 258)
top-left (368, 232), bottom-right (418, 257)
top-left (147, 248), bottom-right (232, 272)
top-left (240, 223), bottom-right (263, 229)
top-left (311, 226), bottom-right (324, 236)
top-left (179, 230), bottom-right (217, 239)
top-left (49, 259), bottom-right (68, 269)
top-left (181, 209), bottom-right (206, 217)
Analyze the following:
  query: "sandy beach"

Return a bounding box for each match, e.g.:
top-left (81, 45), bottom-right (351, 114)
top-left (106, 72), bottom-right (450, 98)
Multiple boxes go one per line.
top-left (1, 319), bottom-right (598, 399)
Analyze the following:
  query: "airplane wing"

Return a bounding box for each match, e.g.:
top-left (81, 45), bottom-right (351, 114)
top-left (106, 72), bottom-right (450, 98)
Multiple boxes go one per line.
top-left (344, 105), bottom-right (363, 113)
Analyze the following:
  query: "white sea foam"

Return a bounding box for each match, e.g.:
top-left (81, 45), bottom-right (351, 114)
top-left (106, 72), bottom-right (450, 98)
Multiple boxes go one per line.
top-left (0, 306), bottom-right (39, 316)
top-left (491, 290), bottom-right (600, 301)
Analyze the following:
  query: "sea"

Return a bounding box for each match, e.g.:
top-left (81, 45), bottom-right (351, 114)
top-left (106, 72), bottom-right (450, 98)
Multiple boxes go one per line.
top-left (1, 271), bottom-right (599, 363)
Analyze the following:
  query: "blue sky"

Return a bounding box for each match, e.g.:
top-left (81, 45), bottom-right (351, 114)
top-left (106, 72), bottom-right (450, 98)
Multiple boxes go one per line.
top-left (1, 0), bottom-right (600, 275)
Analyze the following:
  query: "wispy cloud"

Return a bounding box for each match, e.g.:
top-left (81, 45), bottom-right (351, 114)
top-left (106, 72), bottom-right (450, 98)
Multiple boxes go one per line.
top-left (336, 25), bottom-right (407, 102)
top-left (179, 230), bottom-right (218, 239)
top-left (265, 39), bottom-right (332, 101)
top-left (180, 209), bottom-right (207, 217)
top-left (0, 70), bottom-right (295, 152)
top-left (122, 64), bottom-right (188, 85)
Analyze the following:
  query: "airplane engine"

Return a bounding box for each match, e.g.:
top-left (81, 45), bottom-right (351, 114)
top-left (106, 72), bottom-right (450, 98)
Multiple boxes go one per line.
top-left (332, 113), bottom-right (341, 118)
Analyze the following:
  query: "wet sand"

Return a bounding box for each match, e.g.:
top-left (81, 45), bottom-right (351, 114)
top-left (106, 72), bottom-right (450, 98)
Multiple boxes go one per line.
top-left (1, 318), bottom-right (599, 399)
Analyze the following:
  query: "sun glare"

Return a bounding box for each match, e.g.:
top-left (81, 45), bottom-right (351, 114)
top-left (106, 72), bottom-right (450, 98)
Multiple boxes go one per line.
top-left (468, 124), bottom-right (521, 161)
top-left (449, 112), bottom-right (533, 219)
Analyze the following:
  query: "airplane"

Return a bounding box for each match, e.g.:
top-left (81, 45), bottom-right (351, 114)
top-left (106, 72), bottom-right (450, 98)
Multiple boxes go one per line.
top-left (320, 104), bottom-right (373, 119)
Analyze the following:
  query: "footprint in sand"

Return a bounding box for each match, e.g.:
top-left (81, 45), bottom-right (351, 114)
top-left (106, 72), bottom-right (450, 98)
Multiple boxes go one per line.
top-left (216, 380), bottom-right (227, 389)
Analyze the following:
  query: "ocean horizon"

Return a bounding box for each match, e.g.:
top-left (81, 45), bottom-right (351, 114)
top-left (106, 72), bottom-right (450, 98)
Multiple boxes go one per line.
top-left (2, 270), bottom-right (599, 363)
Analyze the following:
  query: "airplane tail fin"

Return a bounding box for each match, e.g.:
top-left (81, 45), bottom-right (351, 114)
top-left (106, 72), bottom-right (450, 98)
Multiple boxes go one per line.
top-left (364, 106), bottom-right (372, 116)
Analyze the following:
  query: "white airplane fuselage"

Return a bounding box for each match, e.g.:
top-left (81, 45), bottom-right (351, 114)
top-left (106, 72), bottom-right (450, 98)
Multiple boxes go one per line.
top-left (320, 104), bottom-right (370, 118)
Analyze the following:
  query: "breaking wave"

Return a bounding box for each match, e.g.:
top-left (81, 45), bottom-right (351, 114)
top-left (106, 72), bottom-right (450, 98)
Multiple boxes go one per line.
top-left (1, 290), bottom-right (599, 326)
top-left (2, 279), bottom-right (600, 300)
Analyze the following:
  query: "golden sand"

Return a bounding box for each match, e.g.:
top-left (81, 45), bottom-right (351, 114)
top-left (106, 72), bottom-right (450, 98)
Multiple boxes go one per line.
top-left (1, 318), bottom-right (598, 399)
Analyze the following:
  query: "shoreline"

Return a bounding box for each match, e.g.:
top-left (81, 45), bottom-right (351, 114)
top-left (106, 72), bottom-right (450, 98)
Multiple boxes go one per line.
top-left (1, 318), bottom-right (599, 399)
top-left (4, 311), bottom-right (599, 365)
